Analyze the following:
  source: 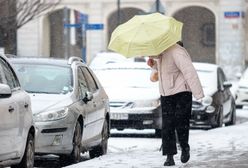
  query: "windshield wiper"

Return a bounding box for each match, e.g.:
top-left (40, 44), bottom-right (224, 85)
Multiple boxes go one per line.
top-left (26, 90), bottom-right (54, 94)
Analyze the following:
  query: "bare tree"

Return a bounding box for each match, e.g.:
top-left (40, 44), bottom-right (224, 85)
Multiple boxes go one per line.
top-left (16, 0), bottom-right (61, 28)
top-left (0, 0), bottom-right (60, 53)
top-left (0, 0), bottom-right (60, 28)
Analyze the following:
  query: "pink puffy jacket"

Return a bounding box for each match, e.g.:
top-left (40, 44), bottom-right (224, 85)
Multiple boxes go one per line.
top-left (151, 44), bottom-right (204, 100)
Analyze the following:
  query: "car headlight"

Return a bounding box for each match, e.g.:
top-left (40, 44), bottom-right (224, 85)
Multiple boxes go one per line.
top-left (205, 106), bottom-right (215, 113)
top-left (202, 96), bottom-right (213, 106)
top-left (34, 108), bottom-right (68, 122)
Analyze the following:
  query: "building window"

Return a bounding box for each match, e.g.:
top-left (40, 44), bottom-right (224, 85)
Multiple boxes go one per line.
top-left (201, 23), bottom-right (215, 47)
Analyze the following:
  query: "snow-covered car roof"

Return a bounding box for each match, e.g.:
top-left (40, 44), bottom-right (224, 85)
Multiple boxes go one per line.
top-left (193, 62), bottom-right (218, 72)
top-left (89, 52), bottom-right (147, 70)
top-left (96, 61), bottom-right (150, 70)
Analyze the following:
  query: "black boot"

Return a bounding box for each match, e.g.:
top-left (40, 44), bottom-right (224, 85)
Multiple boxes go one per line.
top-left (164, 155), bottom-right (175, 166)
top-left (181, 147), bottom-right (190, 163)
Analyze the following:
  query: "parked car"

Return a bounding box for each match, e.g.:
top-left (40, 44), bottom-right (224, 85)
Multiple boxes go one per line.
top-left (89, 52), bottom-right (128, 70)
top-left (10, 56), bottom-right (110, 164)
top-left (191, 63), bottom-right (236, 128)
top-left (235, 67), bottom-right (248, 108)
top-left (93, 62), bottom-right (162, 136)
top-left (89, 51), bottom-right (147, 70)
top-left (0, 54), bottom-right (35, 168)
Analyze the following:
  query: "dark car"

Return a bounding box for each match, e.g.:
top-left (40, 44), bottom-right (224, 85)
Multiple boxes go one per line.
top-left (10, 56), bottom-right (110, 164)
top-left (191, 63), bottom-right (236, 129)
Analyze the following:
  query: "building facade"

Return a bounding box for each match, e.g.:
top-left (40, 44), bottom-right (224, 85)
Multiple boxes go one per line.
top-left (17, 0), bottom-right (248, 79)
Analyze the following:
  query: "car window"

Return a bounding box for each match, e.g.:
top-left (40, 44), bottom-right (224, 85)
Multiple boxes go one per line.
top-left (218, 68), bottom-right (226, 90)
top-left (80, 67), bottom-right (98, 92)
top-left (14, 63), bottom-right (72, 94)
top-left (0, 57), bottom-right (20, 89)
top-left (196, 69), bottom-right (217, 89)
top-left (78, 68), bottom-right (89, 98)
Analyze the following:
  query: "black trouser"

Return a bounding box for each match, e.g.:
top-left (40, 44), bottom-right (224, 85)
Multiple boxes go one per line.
top-left (161, 91), bottom-right (192, 155)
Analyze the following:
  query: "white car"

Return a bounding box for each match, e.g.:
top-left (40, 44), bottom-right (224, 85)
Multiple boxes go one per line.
top-left (89, 51), bottom-right (147, 70)
top-left (235, 68), bottom-right (248, 108)
top-left (0, 54), bottom-right (35, 168)
top-left (11, 56), bottom-right (110, 165)
top-left (93, 62), bottom-right (162, 136)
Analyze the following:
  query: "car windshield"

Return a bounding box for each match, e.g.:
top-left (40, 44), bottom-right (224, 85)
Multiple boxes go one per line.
top-left (196, 69), bottom-right (217, 88)
top-left (95, 68), bottom-right (158, 88)
top-left (14, 63), bottom-right (73, 94)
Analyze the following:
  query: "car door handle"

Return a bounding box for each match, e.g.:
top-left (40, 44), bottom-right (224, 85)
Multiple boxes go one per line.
top-left (8, 106), bottom-right (14, 113)
top-left (24, 103), bottom-right (29, 108)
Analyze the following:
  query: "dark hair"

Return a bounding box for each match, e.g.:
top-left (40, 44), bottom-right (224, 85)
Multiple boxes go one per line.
top-left (177, 41), bottom-right (184, 47)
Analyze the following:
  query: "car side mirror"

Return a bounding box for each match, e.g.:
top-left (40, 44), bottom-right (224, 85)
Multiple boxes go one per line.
top-left (0, 84), bottom-right (12, 98)
top-left (82, 91), bottom-right (93, 103)
top-left (223, 81), bottom-right (232, 89)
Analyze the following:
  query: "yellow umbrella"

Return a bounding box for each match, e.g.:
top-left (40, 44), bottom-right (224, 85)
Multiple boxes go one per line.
top-left (108, 13), bottom-right (183, 58)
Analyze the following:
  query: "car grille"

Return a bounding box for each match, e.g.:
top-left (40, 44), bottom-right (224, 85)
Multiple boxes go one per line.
top-left (110, 101), bottom-right (135, 108)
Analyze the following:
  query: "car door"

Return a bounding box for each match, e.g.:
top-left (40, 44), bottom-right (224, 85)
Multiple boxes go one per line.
top-left (78, 66), bottom-right (105, 142)
top-left (218, 68), bottom-right (232, 117)
top-left (0, 57), bottom-right (27, 160)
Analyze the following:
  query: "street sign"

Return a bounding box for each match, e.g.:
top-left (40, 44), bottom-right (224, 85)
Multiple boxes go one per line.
top-left (64, 23), bottom-right (104, 30)
top-left (224, 11), bottom-right (241, 18)
top-left (86, 24), bottom-right (104, 30)
top-left (64, 23), bottom-right (81, 28)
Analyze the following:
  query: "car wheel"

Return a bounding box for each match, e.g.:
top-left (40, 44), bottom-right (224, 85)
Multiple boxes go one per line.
top-left (89, 118), bottom-right (109, 158)
top-left (60, 121), bottom-right (82, 166)
top-left (212, 106), bottom-right (223, 128)
top-left (11, 133), bottom-right (35, 168)
top-left (216, 107), bottom-right (223, 128)
top-left (226, 103), bottom-right (236, 126)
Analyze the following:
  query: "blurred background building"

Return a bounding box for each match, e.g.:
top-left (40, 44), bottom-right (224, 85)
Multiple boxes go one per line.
top-left (0, 0), bottom-right (247, 79)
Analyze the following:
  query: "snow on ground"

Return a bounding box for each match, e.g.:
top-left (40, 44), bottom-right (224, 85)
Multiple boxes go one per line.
top-left (65, 109), bottom-right (248, 168)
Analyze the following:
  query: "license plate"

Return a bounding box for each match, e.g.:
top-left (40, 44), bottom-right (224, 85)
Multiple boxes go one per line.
top-left (110, 113), bottom-right (128, 120)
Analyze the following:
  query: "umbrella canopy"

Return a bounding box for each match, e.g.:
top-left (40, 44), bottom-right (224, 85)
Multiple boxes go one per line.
top-left (108, 13), bottom-right (183, 58)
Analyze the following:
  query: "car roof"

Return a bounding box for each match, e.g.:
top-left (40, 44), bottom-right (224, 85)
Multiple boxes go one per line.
top-left (94, 61), bottom-right (150, 70)
top-left (193, 62), bottom-right (218, 72)
top-left (9, 57), bottom-right (76, 67)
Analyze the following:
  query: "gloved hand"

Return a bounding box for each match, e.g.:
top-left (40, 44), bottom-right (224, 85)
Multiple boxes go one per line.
top-left (147, 58), bottom-right (155, 67)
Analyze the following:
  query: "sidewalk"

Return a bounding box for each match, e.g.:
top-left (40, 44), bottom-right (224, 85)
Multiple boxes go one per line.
top-left (184, 151), bottom-right (248, 168)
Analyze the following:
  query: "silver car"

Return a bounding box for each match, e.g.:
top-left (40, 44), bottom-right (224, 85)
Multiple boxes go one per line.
top-left (11, 57), bottom-right (110, 164)
top-left (235, 67), bottom-right (248, 108)
top-left (0, 54), bottom-right (35, 168)
top-left (93, 62), bottom-right (162, 137)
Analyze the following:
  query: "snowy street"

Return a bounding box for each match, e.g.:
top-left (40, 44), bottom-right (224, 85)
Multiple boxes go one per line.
top-left (59, 109), bottom-right (248, 168)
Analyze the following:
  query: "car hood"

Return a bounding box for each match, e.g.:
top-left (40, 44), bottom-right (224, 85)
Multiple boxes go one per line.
top-left (238, 78), bottom-right (248, 88)
top-left (104, 87), bottom-right (160, 102)
top-left (193, 87), bottom-right (217, 101)
top-left (29, 94), bottom-right (73, 114)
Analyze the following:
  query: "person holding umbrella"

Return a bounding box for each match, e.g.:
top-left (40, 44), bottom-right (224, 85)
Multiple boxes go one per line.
top-left (108, 13), bottom-right (204, 166)
top-left (147, 41), bottom-right (204, 166)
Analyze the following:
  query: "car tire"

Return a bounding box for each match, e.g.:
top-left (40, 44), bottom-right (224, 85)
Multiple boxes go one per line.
top-left (89, 118), bottom-right (109, 158)
top-left (11, 133), bottom-right (35, 168)
top-left (216, 107), bottom-right (223, 128)
top-left (226, 102), bottom-right (236, 126)
top-left (212, 106), bottom-right (223, 128)
top-left (60, 121), bottom-right (82, 166)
